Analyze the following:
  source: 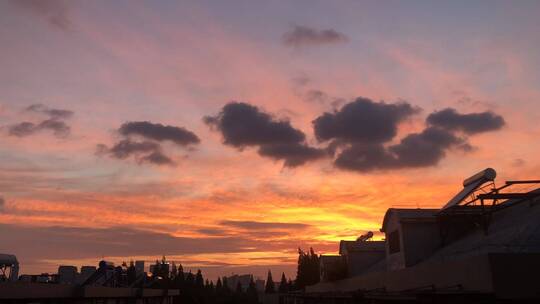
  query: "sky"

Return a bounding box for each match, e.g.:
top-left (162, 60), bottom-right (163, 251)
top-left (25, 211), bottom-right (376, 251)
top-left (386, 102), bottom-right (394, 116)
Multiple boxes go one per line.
top-left (1, 0), bottom-right (540, 281)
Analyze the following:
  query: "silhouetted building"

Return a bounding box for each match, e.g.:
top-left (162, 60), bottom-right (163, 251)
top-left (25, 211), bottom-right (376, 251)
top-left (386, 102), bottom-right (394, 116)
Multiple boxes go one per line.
top-left (339, 239), bottom-right (385, 275)
top-left (380, 209), bottom-right (439, 270)
top-left (135, 260), bottom-right (145, 276)
top-left (225, 274), bottom-right (252, 291)
top-left (77, 266), bottom-right (96, 284)
top-left (290, 168), bottom-right (540, 302)
top-left (57, 266), bottom-right (78, 284)
top-left (319, 255), bottom-right (345, 282)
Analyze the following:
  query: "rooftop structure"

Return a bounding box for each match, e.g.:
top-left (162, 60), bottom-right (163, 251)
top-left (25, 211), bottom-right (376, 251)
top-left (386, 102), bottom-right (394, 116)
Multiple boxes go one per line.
top-left (294, 168), bottom-right (540, 302)
top-left (381, 209), bottom-right (439, 270)
top-left (58, 265), bottom-right (78, 284)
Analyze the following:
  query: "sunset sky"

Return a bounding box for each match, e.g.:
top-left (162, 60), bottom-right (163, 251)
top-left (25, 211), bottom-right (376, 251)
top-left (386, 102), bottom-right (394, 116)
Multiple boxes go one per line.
top-left (1, 0), bottom-right (540, 281)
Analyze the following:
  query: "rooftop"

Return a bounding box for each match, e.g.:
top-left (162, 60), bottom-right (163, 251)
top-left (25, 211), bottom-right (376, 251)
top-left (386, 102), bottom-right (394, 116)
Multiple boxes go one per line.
top-left (380, 208), bottom-right (439, 232)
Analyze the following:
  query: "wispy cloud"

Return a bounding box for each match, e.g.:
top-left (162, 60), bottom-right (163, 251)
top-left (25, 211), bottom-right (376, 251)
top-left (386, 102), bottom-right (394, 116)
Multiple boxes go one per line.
top-left (282, 25), bottom-right (348, 47)
top-left (97, 121), bottom-right (200, 166)
top-left (7, 104), bottom-right (73, 138)
top-left (10, 0), bottom-right (73, 31)
top-left (220, 220), bottom-right (311, 230)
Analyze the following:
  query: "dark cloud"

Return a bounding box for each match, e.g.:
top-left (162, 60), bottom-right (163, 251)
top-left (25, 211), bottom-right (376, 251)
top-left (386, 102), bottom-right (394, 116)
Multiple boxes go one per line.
top-left (258, 143), bottom-right (327, 167)
top-left (389, 127), bottom-right (469, 167)
top-left (205, 99), bottom-right (506, 172)
top-left (334, 144), bottom-right (393, 172)
top-left (0, 197), bottom-right (4, 212)
top-left (304, 90), bottom-right (328, 104)
top-left (10, 0), bottom-right (72, 31)
top-left (204, 102), bottom-right (304, 147)
top-left (205, 102), bottom-right (326, 167)
top-left (26, 104), bottom-right (73, 120)
top-left (118, 121), bottom-right (200, 146)
top-left (8, 119), bottom-right (70, 138)
top-left (334, 127), bottom-right (467, 172)
top-left (107, 139), bottom-right (160, 159)
top-left (220, 220), bottom-right (310, 230)
top-left (140, 151), bottom-right (175, 166)
top-left (426, 108), bottom-right (505, 134)
top-left (97, 139), bottom-right (174, 166)
top-left (98, 121), bottom-right (199, 166)
top-left (196, 228), bottom-right (229, 236)
top-left (313, 97), bottom-right (419, 143)
top-left (8, 122), bottom-right (36, 137)
top-left (7, 104), bottom-right (73, 138)
top-left (282, 25), bottom-right (348, 47)
top-left (37, 119), bottom-right (70, 137)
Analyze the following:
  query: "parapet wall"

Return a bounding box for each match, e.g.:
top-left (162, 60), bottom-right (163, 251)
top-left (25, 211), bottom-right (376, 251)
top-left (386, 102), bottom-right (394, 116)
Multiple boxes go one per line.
top-left (307, 252), bottom-right (540, 299)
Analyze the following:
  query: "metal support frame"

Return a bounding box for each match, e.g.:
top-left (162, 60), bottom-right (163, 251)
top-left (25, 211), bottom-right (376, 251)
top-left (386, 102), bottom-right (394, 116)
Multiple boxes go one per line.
top-left (439, 180), bottom-right (540, 239)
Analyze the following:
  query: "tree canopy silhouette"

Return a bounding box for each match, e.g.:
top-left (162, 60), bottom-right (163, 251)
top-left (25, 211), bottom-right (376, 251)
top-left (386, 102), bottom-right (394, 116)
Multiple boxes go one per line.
top-left (295, 247), bottom-right (320, 290)
top-left (278, 272), bottom-right (288, 293)
top-left (265, 270), bottom-right (275, 293)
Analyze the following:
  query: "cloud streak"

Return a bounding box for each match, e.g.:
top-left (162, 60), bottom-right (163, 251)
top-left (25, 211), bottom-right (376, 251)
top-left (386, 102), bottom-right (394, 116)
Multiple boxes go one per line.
top-left (97, 139), bottom-right (175, 166)
top-left (220, 220), bottom-right (311, 230)
top-left (25, 104), bottom-right (74, 120)
top-left (0, 224), bottom-right (258, 261)
top-left (119, 121), bottom-right (200, 146)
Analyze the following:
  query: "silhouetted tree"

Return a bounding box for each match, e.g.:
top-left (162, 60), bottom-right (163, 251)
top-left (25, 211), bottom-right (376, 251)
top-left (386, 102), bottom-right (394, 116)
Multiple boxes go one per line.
top-left (185, 271), bottom-right (195, 289)
top-left (174, 263), bottom-right (185, 292)
top-left (308, 248), bottom-right (320, 286)
top-left (222, 276), bottom-right (231, 295)
top-left (195, 269), bottom-right (204, 290)
top-left (278, 272), bottom-right (288, 293)
top-left (247, 276), bottom-right (259, 304)
top-left (171, 261), bottom-right (177, 278)
top-left (287, 279), bottom-right (294, 292)
top-left (265, 270), bottom-right (275, 293)
top-left (127, 260), bottom-right (136, 285)
top-left (295, 247), bottom-right (320, 290)
top-left (216, 277), bottom-right (223, 292)
top-left (236, 281), bottom-right (243, 293)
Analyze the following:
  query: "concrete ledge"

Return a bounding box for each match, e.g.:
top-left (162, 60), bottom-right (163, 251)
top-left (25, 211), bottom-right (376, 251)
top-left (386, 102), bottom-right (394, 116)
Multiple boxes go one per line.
top-left (0, 283), bottom-right (179, 299)
top-left (307, 253), bottom-right (540, 299)
top-left (307, 253), bottom-right (494, 294)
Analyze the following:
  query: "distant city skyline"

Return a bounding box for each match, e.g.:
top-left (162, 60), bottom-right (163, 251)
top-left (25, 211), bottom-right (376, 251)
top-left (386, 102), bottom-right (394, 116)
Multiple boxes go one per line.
top-left (1, 0), bottom-right (540, 279)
